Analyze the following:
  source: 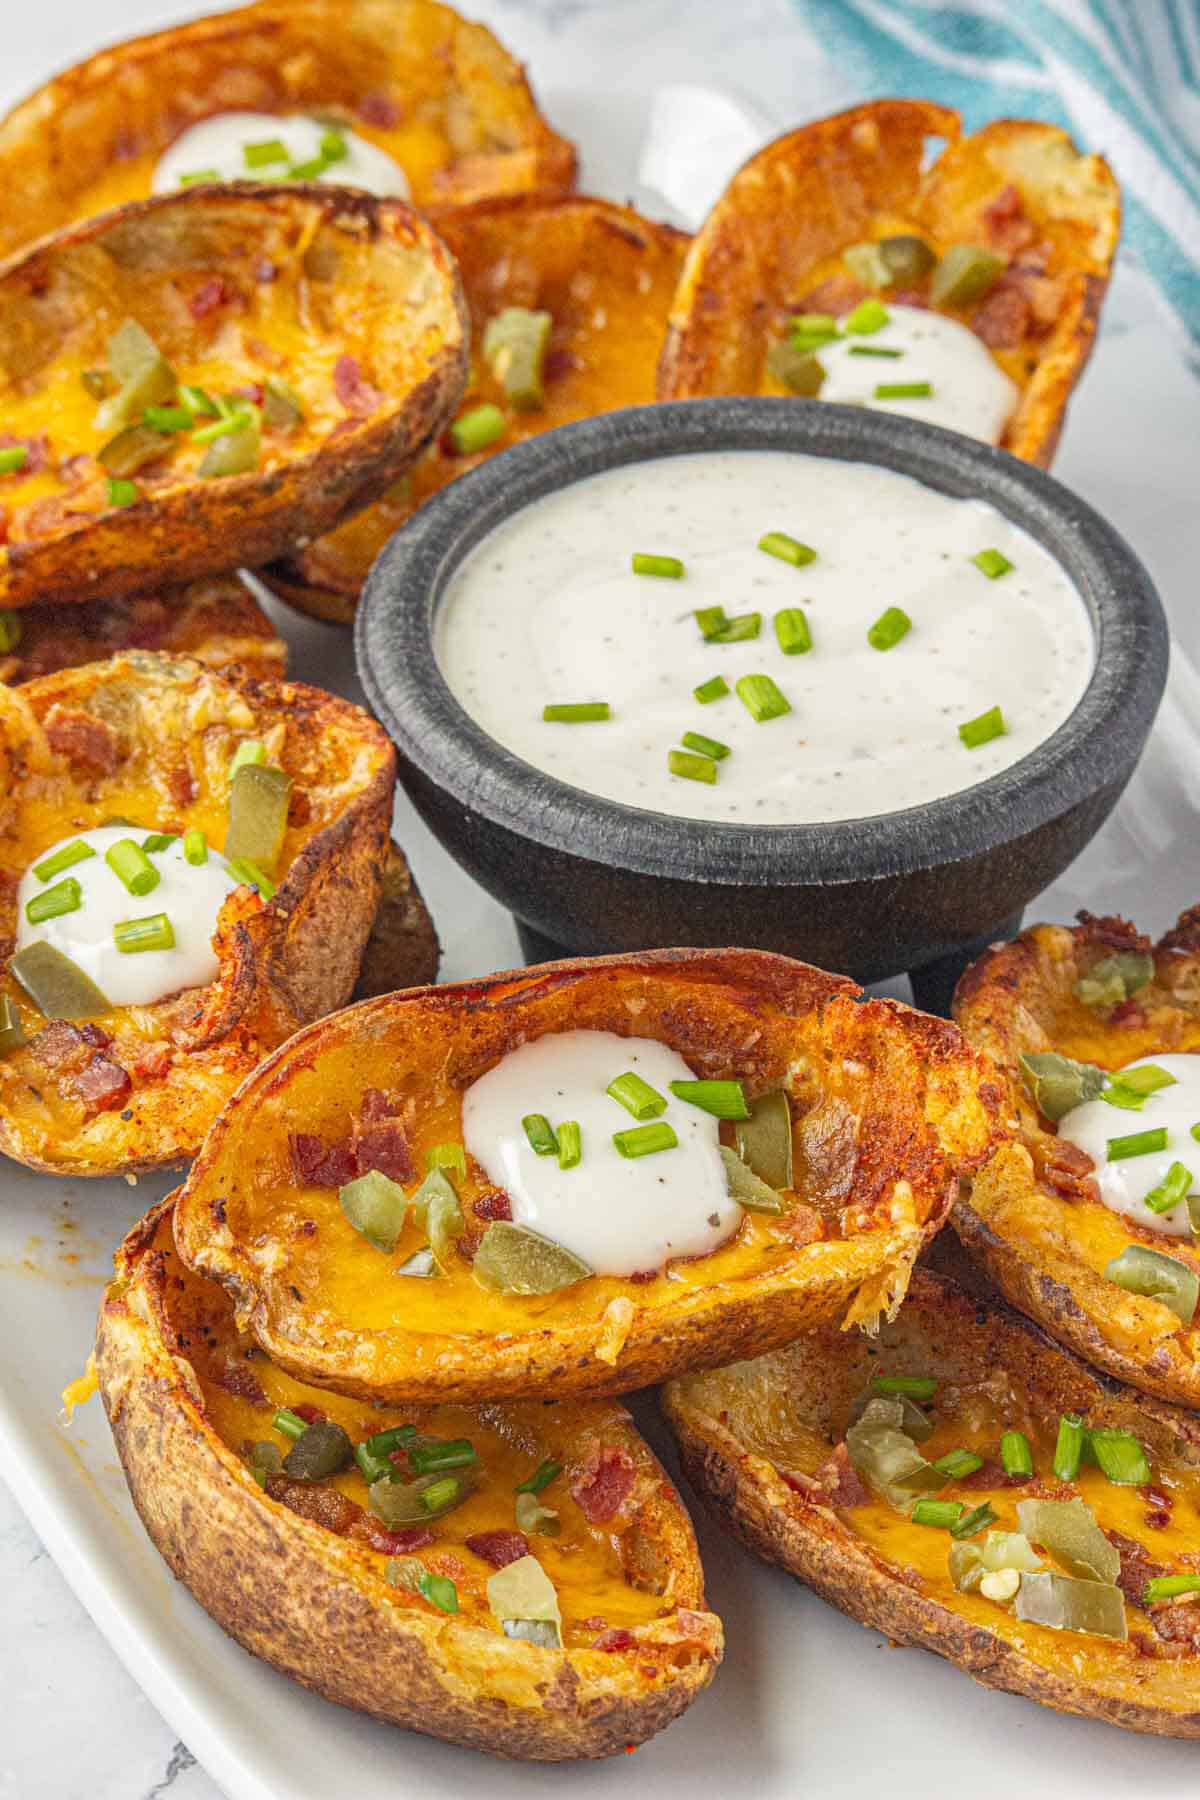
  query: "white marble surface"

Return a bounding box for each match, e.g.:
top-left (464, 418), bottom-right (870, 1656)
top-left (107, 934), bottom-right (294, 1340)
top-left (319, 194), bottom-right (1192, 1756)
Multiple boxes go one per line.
top-left (3, 3), bottom-right (1200, 1797)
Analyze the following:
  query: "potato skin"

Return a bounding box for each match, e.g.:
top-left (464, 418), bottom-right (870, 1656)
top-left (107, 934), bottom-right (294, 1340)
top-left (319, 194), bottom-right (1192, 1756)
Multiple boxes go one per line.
top-left (0, 185), bottom-right (467, 608)
top-left (0, 0), bottom-right (575, 253)
top-left (658, 103), bottom-right (1119, 467)
top-left (952, 911), bottom-right (1200, 1407)
top-left (94, 1201), bottom-right (723, 1762)
top-left (351, 839), bottom-right (440, 1000)
top-left (663, 1269), bottom-right (1200, 1738)
top-left (173, 947), bottom-right (1001, 1403)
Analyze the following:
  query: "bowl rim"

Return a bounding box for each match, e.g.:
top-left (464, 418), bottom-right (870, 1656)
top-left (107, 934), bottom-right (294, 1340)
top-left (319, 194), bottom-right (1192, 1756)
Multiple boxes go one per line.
top-left (356, 398), bottom-right (1168, 888)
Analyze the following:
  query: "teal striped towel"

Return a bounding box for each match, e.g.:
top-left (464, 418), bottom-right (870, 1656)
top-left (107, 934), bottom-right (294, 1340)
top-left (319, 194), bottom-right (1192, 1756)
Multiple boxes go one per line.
top-left (789, 0), bottom-right (1200, 341)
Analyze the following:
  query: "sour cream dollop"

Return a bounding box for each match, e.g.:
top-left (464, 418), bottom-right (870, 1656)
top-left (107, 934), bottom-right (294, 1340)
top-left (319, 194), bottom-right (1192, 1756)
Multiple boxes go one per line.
top-left (16, 826), bottom-right (238, 1008)
top-left (153, 113), bottom-right (410, 199)
top-left (1058, 1054), bottom-right (1200, 1239)
top-left (816, 306), bottom-right (1018, 443)
top-left (461, 1030), bottom-right (741, 1277)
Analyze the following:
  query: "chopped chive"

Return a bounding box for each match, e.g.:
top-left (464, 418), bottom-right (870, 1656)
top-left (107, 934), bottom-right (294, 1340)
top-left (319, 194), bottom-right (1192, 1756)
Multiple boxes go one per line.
top-left (847, 344), bottom-right (904, 358)
top-left (105, 838), bottom-right (160, 898)
top-left (1193, 1124), bottom-right (1200, 1143)
top-left (736, 673), bottom-right (791, 722)
top-left (789, 312), bottom-right (837, 335)
top-left (114, 912), bottom-right (175, 954)
top-left (289, 155), bottom-right (329, 181)
top-left (1114, 1064), bottom-right (1177, 1097)
top-left (143, 405), bottom-right (194, 433)
top-left (949, 1502), bottom-right (998, 1539)
top-left (681, 730), bottom-right (731, 762)
top-left (774, 608), bottom-right (812, 655)
top-left (228, 740), bottom-right (266, 779)
top-left (1053, 1412), bottom-right (1086, 1481)
top-left (542, 702), bottom-right (610, 723)
top-left (226, 856), bottom-right (277, 899)
top-left (1087, 1427), bottom-right (1151, 1486)
top-left (1144, 1575), bottom-right (1200, 1604)
top-left (522, 1113), bottom-right (559, 1156)
top-left (179, 169), bottom-right (220, 186)
top-left (107, 477), bottom-right (139, 507)
top-left (613, 1121), bottom-right (679, 1158)
top-left (25, 878), bottom-right (83, 925)
top-left (631, 552), bottom-right (684, 578)
top-left (606, 1071), bottom-right (668, 1120)
top-left (273, 1408), bottom-right (307, 1440)
top-left (843, 298), bottom-right (889, 334)
top-left (911, 1498), bottom-right (965, 1530)
top-left (694, 676), bottom-right (729, 704)
top-left (243, 137), bottom-right (290, 168)
top-left (958, 705), bottom-right (1006, 750)
top-left (875, 381), bottom-right (934, 399)
top-left (183, 829), bottom-right (208, 865)
top-left (179, 384), bottom-right (218, 419)
top-left (867, 606), bottom-right (912, 651)
top-left (1000, 1430), bottom-right (1033, 1477)
top-left (710, 611), bottom-right (761, 643)
top-left (191, 409), bottom-right (254, 446)
top-left (972, 548), bottom-right (1013, 580)
top-left (33, 840), bottom-right (95, 882)
top-left (557, 1120), bottom-right (582, 1170)
top-left (758, 531), bottom-right (816, 568)
top-left (419, 1476), bottom-right (462, 1512)
top-left (141, 833), bottom-right (177, 854)
top-left (1144, 1161), bottom-right (1193, 1215)
top-left (1107, 1126), bottom-right (1169, 1162)
top-left (320, 129), bottom-right (348, 163)
top-left (515, 1458), bottom-right (561, 1495)
top-left (872, 1375), bottom-right (938, 1400)
top-left (1100, 1083), bottom-right (1150, 1112)
top-left (932, 1449), bottom-right (985, 1480)
top-left (668, 1078), bottom-right (750, 1120)
top-left (668, 749), bottom-right (717, 784)
top-left (408, 1437), bottom-right (478, 1474)
top-left (694, 607), bottom-right (729, 641)
top-left (418, 1571), bottom-right (459, 1614)
top-left (449, 404), bottom-right (505, 455)
top-left (427, 1141), bottom-right (467, 1181)
top-left (0, 445), bottom-right (29, 475)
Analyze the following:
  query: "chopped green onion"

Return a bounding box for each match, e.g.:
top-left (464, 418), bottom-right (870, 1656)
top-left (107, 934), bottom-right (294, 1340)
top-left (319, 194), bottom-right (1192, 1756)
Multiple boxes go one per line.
top-left (1099, 1082), bottom-right (1152, 1112)
top-left (872, 1375), bottom-right (938, 1401)
top-left (179, 169), bottom-right (220, 186)
top-left (1105, 1244), bottom-right (1198, 1323)
top-left (419, 1476), bottom-right (463, 1513)
top-left (607, 1071), bottom-right (668, 1120)
top-left (710, 611), bottom-right (761, 643)
top-left (875, 381), bottom-right (934, 399)
top-left (0, 609), bottom-right (20, 653)
top-left (0, 445), bottom-right (29, 475)
top-left (515, 1458), bottom-right (561, 1496)
top-left (141, 833), bottom-right (177, 854)
top-left (320, 129), bottom-right (348, 164)
top-left (867, 606), bottom-right (912, 651)
top-left (843, 298), bottom-right (889, 334)
top-left (694, 676), bottom-right (729, 704)
top-left (408, 1437), bottom-right (478, 1475)
top-left (25, 879), bottom-right (82, 925)
top-left (418, 1571), bottom-right (459, 1613)
top-left (669, 1079), bottom-right (750, 1120)
top-left (1001, 1430), bottom-right (1034, 1477)
top-left (613, 1121), bottom-right (678, 1159)
top-left (1144, 1575), bottom-right (1200, 1603)
top-left (950, 1502), bottom-right (998, 1540)
top-left (114, 913), bottom-right (175, 954)
top-left (736, 674), bottom-right (791, 722)
top-left (427, 1142), bottom-right (467, 1181)
top-left (1107, 1126), bottom-right (1168, 1162)
top-left (226, 856), bottom-right (277, 898)
top-left (273, 1408), bottom-right (307, 1440)
top-left (522, 1113), bottom-right (559, 1156)
top-left (556, 1120), bottom-right (581, 1170)
top-left (694, 607), bottom-right (729, 641)
top-left (758, 531), bottom-right (816, 567)
top-left (179, 384), bottom-right (218, 419)
top-left (958, 705), bottom-right (1006, 750)
top-left (33, 840), bottom-right (95, 882)
top-left (933, 1449), bottom-right (985, 1480)
top-left (105, 838), bottom-right (159, 898)
top-left (668, 749), bottom-right (717, 784)
top-left (542, 702), bottom-right (610, 723)
top-left (1087, 1427), bottom-right (1151, 1487)
top-left (183, 829), bottom-right (208, 865)
top-left (243, 137), bottom-right (289, 168)
top-left (847, 344), bottom-right (903, 358)
top-left (972, 548), bottom-right (1013, 580)
top-left (774, 608), bottom-right (812, 655)
top-left (143, 405), bottom-right (194, 433)
top-left (911, 1498), bottom-right (965, 1530)
top-left (631, 552), bottom-right (683, 578)
top-left (106, 477), bottom-right (139, 507)
top-left (789, 311), bottom-right (837, 337)
top-left (1053, 1412), bottom-right (1086, 1482)
top-left (354, 1424), bottom-right (416, 1484)
top-left (449, 404), bottom-right (505, 454)
top-left (1118, 1064), bottom-right (1177, 1095)
top-left (681, 730), bottom-right (731, 761)
top-left (1144, 1161), bottom-right (1193, 1216)
top-left (191, 409), bottom-right (254, 446)
top-left (228, 740), bottom-right (266, 778)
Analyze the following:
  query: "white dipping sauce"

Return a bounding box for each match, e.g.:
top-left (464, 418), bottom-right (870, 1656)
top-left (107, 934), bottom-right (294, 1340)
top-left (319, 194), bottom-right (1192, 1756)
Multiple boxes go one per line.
top-left (154, 113), bottom-right (410, 199)
top-left (816, 306), bottom-right (1018, 443)
top-left (1058, 1055), bottom-right (1200, 1239)
top-left (461, 1030), bottom-right (740, 1277)
top-left (435, 451), bottom-right (1094, 824)
top-left (16, 827), bottom-right (238, 1008)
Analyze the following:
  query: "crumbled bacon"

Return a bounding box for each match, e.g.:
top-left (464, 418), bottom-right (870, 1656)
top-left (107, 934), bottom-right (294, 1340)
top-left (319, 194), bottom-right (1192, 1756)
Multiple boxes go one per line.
top-left (189, 275), bottom-right (234, 320)
top-left (543, 347), bottom-right (582, 385)
top-left (780, 1203), bottom-right (824, 1247)
top-left (1037, 1136), bottom-right (1098, 1203)
top-left (970, 284), bottom-right (1029, 351)
top-left (349, 1518), bottom-right (436, 1556)
top-left (474, 1189), bottom-right (512, 1222)
top-left (958, 1454), bottom-right (1029, 1492)
top-left (982, 183), bottom-right (1036, 255)
top-left (44, 705), bottom-right (119, 775)
top-left (812, 1442), bottom-right (867, 1508)
top-left (333, 354), bottom-right (384, 416)
top-left (266, 1475), bottom-right (361, 1536)
top-left (571, 1445), bottom-right (636, 1524)
top-left (355, 1124), bottom-right (414, 1183)
top-left (289, 1131), bottom-right (358, 1188)
top-left (230, 382), bottom-right (265, 406)
top-left (1143, 1484), bottom-right (1174, 1530)
top-left (166, 761), bottom-right (197, 808)
top-left (29, 1021), bottom-right (93, 1074)
top-left (291, 1402), bottom-right (326, 1425)
top-left (360, 1087), bottom-right (396, 1125)
top-left (592, 1627), bottom-right (637, 1653)
top-left (70, 1054), bottom-right (132, 1114)
top-left (0, 432), bottom-right (48, 475)
top-left (358, 91), bottom-right (401, 128)
top-left (465, 1529), bottom-right (528, 1569)
top-left (207, 1353), bottom-right (267, 1406)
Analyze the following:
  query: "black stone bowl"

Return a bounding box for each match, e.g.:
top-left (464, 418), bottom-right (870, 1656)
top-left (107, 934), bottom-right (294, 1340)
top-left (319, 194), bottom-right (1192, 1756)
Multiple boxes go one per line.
top-left (356, 399), bottom-right (1167, 1003)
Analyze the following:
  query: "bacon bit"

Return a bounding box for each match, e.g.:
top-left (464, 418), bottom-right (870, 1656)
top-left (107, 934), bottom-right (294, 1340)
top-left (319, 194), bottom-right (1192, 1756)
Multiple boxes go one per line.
top-left (0, 432), bottom-right (48, 475)
top-left (355, 1123), bottom-right (414, 1183)
top-left (793, 273), bottom-right (866, 316)
top-left (628, 1268), bottom-right (658, 1285)
top-left (571, 1444), bottom-right (637, 1524)
top-left (812, 1442), bottom-right (867, 1508)
top-left (79, 1022), bottom-right (112, 1049)
top-left (465, 1529), bottom-right (528, 1569)
top-left (207, 1353), bottom-right (268, 1406)
top-left (349, 1518), bottom-right (436, 1556)
top-left (1038, 1136), bottom-right (1097, 1203)
top-left (287, 790), bottom-right (312, 827)
top-left (359, 1087), bottom-right (397, 1125)
top-left (230, 382), bottom-right (265, 406)
top-left (579, 1616), bottom-right (608, 1632)
top-left (189, 275), bottom-right (234, 320)
top-left (358, 91), bottom-right (401, 128)
top-left (958, 1454), bottom-right (1029, 1492)
top-left (780, 1204), bottom-right (825, 1247)
top-left (543, 347), bottom-right (582, 385)
top-left (44, 705), bottom-right (119, 775)
top-left (1154, 1605), bottom-right (1200, 1651)
top-left (291, 1402), bottom-right (326, 1425)
top-left (289, 1131), bottom-right (358, 1188)
top-left (1143, 1484), bottom-right (1174, 1530)
top-left (333, 353), bottom-right (384, 416)
top-left (70, 1055), bottom-right (132, 1114)
top-left (132, 1043), bottom-right (173, 1081)
top-left (1109, 997), bottom-right (1148, 1029)
top-left (888, 288), bottom-right (929, 308)
top-left (266, 1474), bottom-right (361, 1536)
top-left (970, 284), bottom-right (1029, 351)
top-left (29, 1022), bottom-right (93, 1074)
top-left (456, 1228), bottom-right (483, 1264)
top-left (166, 760), bottom-right (198, 808)
top-left (593, 1627), bottom-right (637, 1653)
top-left (0, 507), bottom-right (8, 545)
top-left (474, 1189), bottom-right (512, 1222)
top-left (982, 184), bottom-right (1036, 255)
